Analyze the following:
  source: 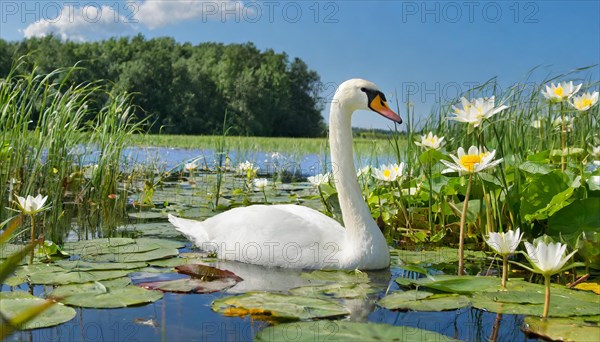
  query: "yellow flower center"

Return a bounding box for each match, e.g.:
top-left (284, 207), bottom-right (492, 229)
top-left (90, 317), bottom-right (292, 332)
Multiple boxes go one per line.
top-left (383, 169), bottom-right (391, 178)
top-left (425, 137), bottom-right (436, 145)
top-left (576, 98), bottom-right (593, 109)
top-left (554, 86), bottom-right (563, 97)
top-left (459, 154), bottom-right (482, 172)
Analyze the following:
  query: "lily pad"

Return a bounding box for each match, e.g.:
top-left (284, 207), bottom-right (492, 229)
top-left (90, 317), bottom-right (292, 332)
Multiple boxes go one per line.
top-left (135, 238), bottom-right (186, 250)
top-left (49, 278), bottom-right (132, 298)
top-left (55, 260), bottom-right (147, 271)
top-left (29, 269), bottom-right (132, 285)
top-left (128, 211), bottom-right (165, 220)
top-left (470, 289), bottom-right (600, 317)
top-left (62, 238), bottom-right (136, 255)
top-left (523, 316), bottom-right (600, 341)
top-left (255, 321), bottom-right (458, 341)
top-left (175, 264), bottom-right (243, 281)
top-left (289, 283), bottom-right (376, 299)
top-left (60, 286), bottom-right (163, 308)
top-left (84, 247), bottom-right (179, 263)
top-left (390, 248), bottom-right (486, 266)
top-left (212, 292), bottom-right (349, 321)
top-left (0, 297), bottom-right (76, 330)
top-left (378, 291), bottom-right (470, 312)
top-left (120, 222), bottom-right (183, 239)
top-left (300, 270), bottom-right (370, 284)
top-left (412, 275), bottom-right (503, 294)
top-left (139, 277), bottom-right (238, 293)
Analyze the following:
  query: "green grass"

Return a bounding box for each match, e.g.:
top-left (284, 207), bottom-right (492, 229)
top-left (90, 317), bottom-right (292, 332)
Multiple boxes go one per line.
top-left (127, 134), bottom-right (405, 156)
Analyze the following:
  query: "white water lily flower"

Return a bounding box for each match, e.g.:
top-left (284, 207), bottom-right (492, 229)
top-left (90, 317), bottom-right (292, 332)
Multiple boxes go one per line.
top-left (523, 241), bottom-right (578, 276)
top-left (415, 132), bottom-right (445, 150)
top-left (237, 161), bottom-right (259, 174)
top-left (485, 228), bottom-right (523, 256)
top-left (15, 194), bottom-right (49, 215)
top-left (441, 146), bottom-right (503, 174)
top-left (184, 162), bottom-right (198, 171)
top-left (450, 96), bottom-right (508, 127)
top-left (570, 91), bottom-right (599, 111)
top-left (307, 173), bottom-right (330, 186)
top-left (373, 164), bottom-right (399, 182)
top-left (541, 81), bottom-right (582, 103)
top-left (253, 178), bottom-right (269, 189)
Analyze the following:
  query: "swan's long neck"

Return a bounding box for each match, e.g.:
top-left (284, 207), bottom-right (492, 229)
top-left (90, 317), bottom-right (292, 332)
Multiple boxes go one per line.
top-left (329, 101), bottom-right (384, 252)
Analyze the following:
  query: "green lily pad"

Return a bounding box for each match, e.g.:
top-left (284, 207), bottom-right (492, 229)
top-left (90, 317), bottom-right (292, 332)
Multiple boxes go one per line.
top-left (120, 222), bottom-right (183, 238)
top-left (212, 292), bottom-right (349, 321)
top-left (300, 270), bottom-right (370, 284)
top-left (378, 291), bottom-right (470, 312)
top-left (0, 291), bottom-right (36, 299)
top-left (128, 211), bottom-right (165, 220)
top-left (139, 277), bottom-right (238, 293)
top-left (84, 247), bottom-right (179, 263)
top-left (29, 269), bottom-right (132, 285)
top-left (390, 248), bottom-right (486, 266)
top-left (55, 260), bottom-right (147, 271)
top-left (62, 238), bottom-right (136, 255)
top-left (135, 238), bottom-right (186, 250)
top-left (0, 297), bottom-right (76, 329)
top-left (412, 275), bottom-right (503, 294)
top-left (470, 289), bottom-right (600, 317)
top-left (255, 321), bottom-right (459, 341)
top-left (523, 316), bottom-right (600, 341)
top-left (48, 278), bottom-right (132, 298)
top-left (60, 286), bottom-right (163, 308)
top-left (289, 283), bottom-right (376, 299)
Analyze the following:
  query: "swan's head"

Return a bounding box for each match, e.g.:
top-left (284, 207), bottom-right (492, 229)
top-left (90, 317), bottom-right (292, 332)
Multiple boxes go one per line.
top-left (333, 79), bottom-right (402, 124)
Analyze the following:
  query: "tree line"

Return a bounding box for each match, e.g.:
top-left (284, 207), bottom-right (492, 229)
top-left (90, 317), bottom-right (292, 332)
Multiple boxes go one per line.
top-left (0, 35), bottom-right (326, 137)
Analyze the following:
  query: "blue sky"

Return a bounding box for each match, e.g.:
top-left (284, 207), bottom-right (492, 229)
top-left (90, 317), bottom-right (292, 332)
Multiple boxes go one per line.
top-left (0, 1), bottom-right (598, 129)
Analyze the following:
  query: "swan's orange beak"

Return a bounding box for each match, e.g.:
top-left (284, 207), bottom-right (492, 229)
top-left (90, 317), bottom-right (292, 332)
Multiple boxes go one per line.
top-left (369, 94), bottom-right (402, 124)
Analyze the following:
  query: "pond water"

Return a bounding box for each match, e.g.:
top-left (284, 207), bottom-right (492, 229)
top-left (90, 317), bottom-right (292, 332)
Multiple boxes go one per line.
top-left (3, 257), bottom-right (535, 342)
top-left (3, 146), bottom-right (544, 341)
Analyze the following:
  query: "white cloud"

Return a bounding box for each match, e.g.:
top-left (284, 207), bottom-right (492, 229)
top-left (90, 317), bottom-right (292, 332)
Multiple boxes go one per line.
top-left (23, 5), bottom-right (136, 42)
top-left (133, 0), bottom-right (249, 29)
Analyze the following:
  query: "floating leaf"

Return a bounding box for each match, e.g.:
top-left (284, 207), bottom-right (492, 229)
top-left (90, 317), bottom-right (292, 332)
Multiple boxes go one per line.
top-left (60, 286), bottom-right (163, 308)
top-left (414, 275), bottom-right (502, 294)
top-left (289, 283), bottom-right (376, 299)
top-left (122, 222), bottom-right (183, 238)
top-left (49, 278), bottom-right (131, 298)
top-left (139, 277), bottom-right (238, 293)
top-left (56, 260), bottom-right (147, 271)
top-left (255, 321), bottom-right (459, 341)
top-left (84, 247), bottom-right (179, 263)
top-left (175, 264), bottom-right (243, 281)
top-left (300, 270), bottom-right (369, 284)
top-left (212, 292), bottom-right (349, 321)
top-left (390, 248), bottom-right (485, 266)
top-left (128, 211), bottom-right (165, 220)
top-left (523, 316), bottom-right (600, 341)
top-left (135, 238), bottom-right (186, 250)
top-left (29, 269), bottom-right (132, 285)
top-left (62, 238), bottom-right (136, 255)
top-left (0, 297), bottom-right (76, 330)
top-left (378, 291), bottom-right (469, 312)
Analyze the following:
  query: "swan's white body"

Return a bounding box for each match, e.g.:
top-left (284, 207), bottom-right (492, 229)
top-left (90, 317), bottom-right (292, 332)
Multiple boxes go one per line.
top-left (169, 79), bottom-right (402, 270)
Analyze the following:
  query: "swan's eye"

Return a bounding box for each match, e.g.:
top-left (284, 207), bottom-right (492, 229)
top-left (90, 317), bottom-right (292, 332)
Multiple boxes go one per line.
top-left (360, 87), bottom-right (367, 92)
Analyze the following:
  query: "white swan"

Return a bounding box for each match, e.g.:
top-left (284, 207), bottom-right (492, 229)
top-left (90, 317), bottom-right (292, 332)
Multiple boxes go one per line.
top-left (169, 79), bottom-right (402, 270)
